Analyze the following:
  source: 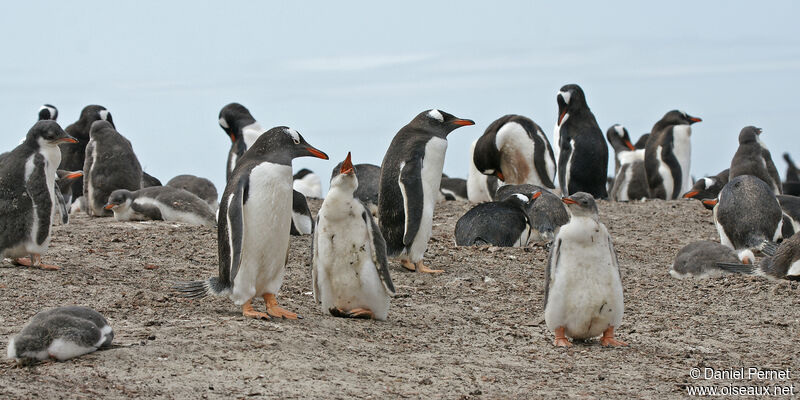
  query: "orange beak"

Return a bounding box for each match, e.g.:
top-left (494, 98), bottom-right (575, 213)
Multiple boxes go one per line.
top-left (624, 140), bottom-right (635, 151)
top-left (683, 191), bottom-right (699, 199)
top-left (103, 203), bottom-right (115, 210)
top-left (690, 117), bottom-right (702, 123)
top-left (702, 199), bottom-right (718, 207)
top-left (57, 137), bottom-right (78, 144)
top-left (229, 133), bottom-right (236, 142)
top-left (532, 191), bottom-right (542, 199)
top-left (558, 110), bottom-right (567, 126)
top-left (561, 197), bottom-right (577, 205)
top-left (65, 171), bottom-right (83, 180)
top-left (452, 119), bottom-right (475, 126)
top-left (496, 171), bottom-right (505, 181)
top-left (340, 152), bottom-right (354, 175)
top-left (306, 147), bottom-right (329, 160)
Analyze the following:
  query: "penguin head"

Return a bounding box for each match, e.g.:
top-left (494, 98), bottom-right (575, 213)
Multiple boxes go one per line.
top-left (56, 170), bottom-right (83, 191)
top-left (218, 103), bottom-right (256, 143)
top-left (660, 110), bottom-right (702, 126)
top-left (105, 189), bottom-right (135, 211)
top-left (88, 120), bottom-right (118, 141)
top-left (38, 104), bottom-right (58, 121)
top-left (330, 152), bottom-right (358, 193)
top-left (683, 177), bottom-right (716, 203)
top-left (26, 120), bottom-right (76, 148)
top-left (738, 126), bottom-right (763, 144)
top-left (78, 105), bottom-right (114, 130)
top-left (556, 84), bottom-right (588, 126)
top-left (247, 126), bottom-right (329, 165)
top-left (561, 192), bottom-right (598, 217)
top-left (606, 124), bottom-right (635, 151)
top-left (411, 109), bottom-right (474, 138)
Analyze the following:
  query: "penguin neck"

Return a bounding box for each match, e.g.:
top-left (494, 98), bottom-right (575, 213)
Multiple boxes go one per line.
top-left (322, 185), bottom-right (358, 220)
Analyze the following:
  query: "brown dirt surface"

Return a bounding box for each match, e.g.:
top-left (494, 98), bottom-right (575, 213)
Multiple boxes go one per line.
top-left (1, 199), bottom-right (798, 399)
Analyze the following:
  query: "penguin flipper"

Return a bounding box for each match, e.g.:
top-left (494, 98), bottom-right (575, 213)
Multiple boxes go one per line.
top-left (82, 141), bottom-right (95, 208)
top-left (131, 201), bottom-right (163, 221)
top-left (362, 204), bottom-right (395, 296)
top-left (544, 238), bottom-right (561, 309)
top-left (219, 175), bottom-right (248, 286)
top-left (660, 142), bottom-right (683, 199)
top-left (311, 216), bottom-right (321, 304)
top-left (54, 185), bottom-right (69, 224)
top-left (716, 262), bottom-right (757, 275)
top-left (399, 158), bottom-right (423, 247)
top-left (27, 153), bottom-right (53, 244)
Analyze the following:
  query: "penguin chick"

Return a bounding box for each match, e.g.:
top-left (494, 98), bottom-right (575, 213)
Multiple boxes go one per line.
top-left (454, 193), bottom-right (534, 247)
top-left (312, 153), bottom-right (395, 320)
top-left (544, 192), bottom-right (626, 347)
top-left (166, 174), bottom-right (219, 211)
top-left (729, 126), bottom-right (782, 195)
top-left (717, 232), bottom-right (800, 280)
top-left (683, 168), bottom-right (730, 209)
top-left (83, 120), bottom-right (142, 217)
top-left (495, 184), bottom-right (569, 242)
top-left (669, 240), bottom-right (754, 279)
top-left (330, 162), bottom-right (381, 214)
top-left (105, 186), bottom-right (216, 226)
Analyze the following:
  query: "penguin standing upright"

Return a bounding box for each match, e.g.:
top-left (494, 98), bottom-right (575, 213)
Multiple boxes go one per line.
top-left (0, 121), bottom-right (76, 270)
top-left (312, 153), bottom-right (395, 320)
top-left (606, 124), bottom-right (648, 202)
top-left (544, 192), bottom-right (626, 347)
top-left (644, 110), bottom-right (702, 199)
top-left (554, 84), bottom-right (608, 198)
top-left (38, 104), bottom-right (58, 121)
top-left (218, 103), bottom-right (264, 181)
top-left (729, 126), bottom-right (782, 195)
top-left (378, 109), bottom-right (474, 273)
top-left (473, 114), bottom-right (556, 188)
top-left (174, 127), bottom-right (328, 320)
top-left (330, 161), bottom-right (382, 213)
top-left (467, 139), bottom-right (500, 203)
top-left (683, 168), bottom-right (730, 209)
top-left (83, 121), bottom-right (142, 217)
top-left (289, 190), bottom-right (314, 236)
top-left (59, 105), bottom-right (114, 200)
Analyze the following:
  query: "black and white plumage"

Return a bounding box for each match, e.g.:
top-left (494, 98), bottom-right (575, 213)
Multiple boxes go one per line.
top-left (705, 175), bottom-right (782, 254)
top-left (669, 240), bottom-right (754, 279)
top-left (467, 139), bottom-right (500, 203)
top-left (777, 194), bottom-right (800, 238)
top-left (644, 110), bottom-right (702, 199)
top-left (218, 103), bottom-right (265, 181)
top-left (330, 161), bottom-right (381, 213)
top-left (37, 104), bottom-right (58, 121)
top-left (7, 306), bottom-right (113, 363)
top-left (473, 114), bottom-right (556, 188)
top-left (166, 174), bottom-right (219, 211)
top-left (54, 170), bottom-right (83, 225)
top-left (378, 109), bottom-right (474, 273)
top-left (544, 192), bottom-right (626, 347)
top-left (292, 168), bottom-right (322, 199)
top-left (440, 176), bottom-right (468, 201)
top-left (729, 126), bottom-right (782, 195)
top-left (606, 124), bottom-right (648, 202)
top-left (174, 127), bottom-right (328, 320)
top-left (454, 193), bottom-right (533, 247)
top-left (683, 168), bottom-right (730, 210)
top-left (83, 120), bottom-right (142, 217)
top-left (495, 184), bottom-right (569, 242)
top-left (717, 232), bottom-right (800, 280)
top-left (105, 186), bottom-right (216, 226)
top-left (0, 121), bottom-right (76, 270)
top-left (312, 153), bottom-right (395, 320)
top-left (554, 84), bottom-right (609, 198)
top-left (59, 105), bottom-right (114, 200)
top-left (289, 189), bottom-right (314, 236)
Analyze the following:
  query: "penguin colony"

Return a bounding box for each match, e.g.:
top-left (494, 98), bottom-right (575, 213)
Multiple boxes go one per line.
top-left (4, 85), bottom-right (800, 365)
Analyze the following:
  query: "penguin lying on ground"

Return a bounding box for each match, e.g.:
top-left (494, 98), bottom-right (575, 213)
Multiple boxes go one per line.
top-left (544, 192), bottom-right (626, 347)
top-left (293, 168), bottom-right (322, 199)
top-left (669, 240), bottom-right (754, 279)
top-left (454, 193), bottom-right (533, 247)
top-left (59, 105), bottom-right (113, 202)
top-left (0, 121), bottom-right (76, 270)
top-left (495, 184), bottom-right (569, 242)
top-left (312, 153), bottom-right (395, 320)
top-left (644, 110), bottom-right (702, 199)
top-left (290, 190), bottom-right (314, 236)
top-left (83, 120), bottom-right (142, 217)
top-left (440, 175), bottom-right (468, 201)
top-left (330, 161), bottom-right (381, 214)
top-left (7, 306), bottom-right (113, 364)
top-left (683, 168), bottom-right (730, 209)
top-left (38, 104), bottom-right (58, 121)
top-left (729, 126), bottom-right (781, 195)
top-left (218, 103), bottom-right (264, 181)
top-left (174, 127), bottom-right (328, 320)
top-left (717, 232), bottom-right (800, 280)
top-left (105, 186), bottom-right (216, 226)
top-left (782, 153), bottom-right (800, 195)
top-left (467, 140), bottom-right (500, 203)
top-left (606, 124), bottom-right (648, 202)
top-left (166, 174), bottom-right (219, 211)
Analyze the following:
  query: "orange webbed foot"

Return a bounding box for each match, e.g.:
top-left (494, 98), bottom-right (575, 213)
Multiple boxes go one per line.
top-left (553, 326), bottom-right (572, 347)
top-left (263, 293), bottom-right (300, 319)
top-left (600, 326), bottom-right (627, 347)
top-left (400, 259), bottom-right (416, 272)
top-left (415, 261), bottom-right (443, 274)
top-left (242, 300), bottom-right (271, 320)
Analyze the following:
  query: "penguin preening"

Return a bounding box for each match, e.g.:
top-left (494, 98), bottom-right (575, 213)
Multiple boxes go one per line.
top-left (669, 240), bottom-right (754, 279)
top-left (105, 186), bottom-right (217, 226)
top-left (544, 192), bottom-right (626, 347)
top-left (467, 139), bottom-right (500, 203)
top-left (729, 126), bottom-right (782, 195)
top-left (312, 153), bottom-right (395, 320)
top-left (717, 232), bottom-right (800, 280)
top-left (473, 114), bottom-right (556, 188)
top-left (290, 189), bottom-right (314, 236)
top-left (83, 120), bottom-right (143, 217)
top-left (292, 168), bottom-right (323, 199)
top-left (166, 174), bottom-right (219, 211)
top-left (644, 110), bottom-right (701, 199)
top-left (494, 184), bottom-right (569, 243)
top-left (554, 84), bottom-right (609, 198)
top-left (606, 124), bottom-right (648, 202)
top-left (219, 103), bottom-right (265, 181)
top-left (174, 126), bottom-right (328, 320)
top-left (454, 193), bottom-right (533, 247)
top-left (683, 168), bottom-right (730, 209)
top-left (7, 306), bottom-right (113, 364)
top-left (59, 105), bottom-right (114, 201)
top-left (38, 104), bottom-right (58, 121)
top-left (378, 109), bottom-right (474, 273)
top-left (0, 121), bottom-right (76, 270)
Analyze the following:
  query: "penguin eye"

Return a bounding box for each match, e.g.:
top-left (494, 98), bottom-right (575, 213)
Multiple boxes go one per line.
top-left (292, 138), bottom-right (300, 145)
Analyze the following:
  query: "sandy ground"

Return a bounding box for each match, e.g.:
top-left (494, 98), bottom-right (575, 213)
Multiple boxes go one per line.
top-left (1, 198), bottom-right (798, 399)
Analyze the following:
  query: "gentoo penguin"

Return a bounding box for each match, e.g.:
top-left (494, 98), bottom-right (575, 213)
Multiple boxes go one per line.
top-left (141, 171), bottom-right (162, 188)
top-left (473, 114), bottom-right (556, 188)
top-left (717, 232), bottom-right (800, 280)
top-left (59, 105), bottom-right (114, 200)
top-left (312, 153), bottom-right (395, 320)
top-left (105, 186), bottom-right (217, 226)
top-left (440, 176), bottom-right (468, 201)
top-left (644, 110), bottom-right (702, 199)
top-left (606, 124), bottom-right (649, 202)
top-left (292, 168), bottom-right (323, 199)
top-left (729, 126), bottom-right (782, 195)
top-left (378, 109), bottom-right (474, 273)
top-left (167, 174), bottom-right (219, 211)
top-left (703, 175), bottom-right (782, 254)
top-left (454, 194), bottom-right (533, 247)
top-left (290, 189), bottom-right (314, 235)
top-left (669, 240), bottom-right (754, 279)
top-left (83, 120), bottom-right (142, 217)
top-left (38, 104), bottom-right (58, 121)
top-left (467, 139), bottom-right (500, 203)
top-left (495, 185), bottom-right (569, 242)
top-left (7, 306), bottom-right (113, 364)
top-left (554, 84), bottom-right (609, 198)
top-left (54, 170), bottom-right (83, 225)
top-left (218, 103), bottom-right (265, 181)
top-left (544, 192), bottom-right (626, 347)
top-left (777, 194), bottom-right (800, 238)
top-left (783, 153), bottom-right (800, 196)
top-left (330, 161), bottom-right (381, 214)
top-left (174, 126), bottom-right (328, 319)
top-left (683, 168), bottom-right (730, 209)
top-left (0, 121), bottom-right (76, 270)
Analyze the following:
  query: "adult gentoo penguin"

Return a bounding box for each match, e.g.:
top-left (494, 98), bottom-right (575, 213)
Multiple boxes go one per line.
top-left (292, 168), bottom-right (323, 199)
top-left (105, 186), bottom-right (217, 226)
top-left (218, 103), bottom-right (264, 181)
top-left (473, 114), bottom-right (556, 188)
top-left (330, 161), bottom-right (381, 213)
top-left (717, 232), bottom-right (800, 280)
top-left (166, 174), bottom-right (219, 211)
top-left (0, 121), bottom-right (76, 270)
top-left (606, 124), bottom-right (648, 202)
top-left (289, 189), bottom-right (314, 235)
top-left (703, 175), bottom-right (782, 254)
top-left (378, 109), bottom-right (474, 273)
top-left (554, 84), bottom-right (609, 198)
top-left (729, 126), bottom-right (782, 195)
top-left (7, 306), bottom-right (113, 363)
top-left (683, 168), bottom-right (730, 209)
top-left (669, 240), bottom-right (754, 279)
top-left (454, 193), bottom-right (533, 247)
top-left (174, 126), bottom-right (328, 319)
top-left (59, 105), bottom-right (113, 199)
top-left (83, 120), bottom-right (143, 217)
top-left (38, 104), bottom-right (58, 121)
top-left (544, 192), bottom-right (626, 347)
top-left (467, 139), bottom-right (500, 203)
top-left (312, 153), bottom-right (395, 320)
top-left (644, 110), bottom-right (702, 199)
top-left (439, 175), bottom-right (468, 201)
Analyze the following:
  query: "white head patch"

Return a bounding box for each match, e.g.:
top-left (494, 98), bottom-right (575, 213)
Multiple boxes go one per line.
top-left (614, 124), bottom-right (625, 138)
top-left (513, 194), bottom-right (529, 203)
top-left (702, 177), bottom-right (714, 189)
top-left (218, 117), bottom-right (229, 129)
top-left (99, 110), bottom-right (109, 121)
top-left (285, 128), bottom-right (301, 144)
top-left (558, 90), bottom-right (572, 105)
top-left (483, 168), bottom-right (495, 175)
top-left (427, 109), bottom-right (444, 122)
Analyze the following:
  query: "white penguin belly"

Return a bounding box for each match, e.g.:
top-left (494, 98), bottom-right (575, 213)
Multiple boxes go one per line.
top-left (293, 175), bottom-right (322, 199)
top-left (407, 137), bottom-right (447, 262)
top-left (47, 338), bottom-right (97, 361)
top-left (231, 163), bottom-right (292, 305)
top-left (655, 145), bottom-right (674, 200)
top-left (672, 125), bottom-right (692, 196)
top-left (134, 197), bottom-right (213, 226)
top-left (467, 140), bottom-right (492, 203)
top-left (787, 260), bottom-right (800, 277)
top-left (292, 211), bottom-right (313, 234)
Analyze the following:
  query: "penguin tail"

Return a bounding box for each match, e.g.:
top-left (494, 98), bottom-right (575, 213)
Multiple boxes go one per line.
top-left (759, 240), bottom-right (778, 257)
top-left (716, 262), bottom-right (757, 275)
top-left (172, 277), bottom-right (230, 298)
